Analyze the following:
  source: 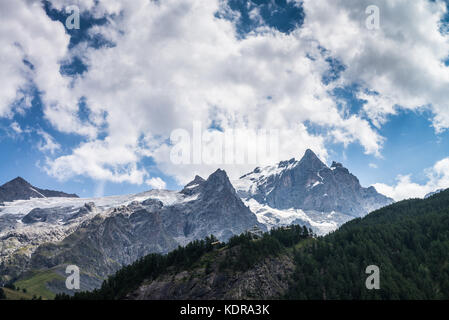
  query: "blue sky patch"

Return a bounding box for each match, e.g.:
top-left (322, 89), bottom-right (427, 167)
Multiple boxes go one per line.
top-left (218, 0), bottom-right (304, 37)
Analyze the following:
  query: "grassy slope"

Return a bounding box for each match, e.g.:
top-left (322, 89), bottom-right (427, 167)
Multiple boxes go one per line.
top-left (1, 287), bottom-right (35, 300)
top-left (14, 269), bottom-right (64, 300)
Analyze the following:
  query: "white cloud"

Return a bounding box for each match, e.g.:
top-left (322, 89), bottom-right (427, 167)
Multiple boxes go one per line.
top-left (301, 0), bottom-right (449, 131)
top-left (10, 122), bottom-right (23, 134)
top-left (0, 1), bottom-right (61, 118)
top-left (37, 129), bottom-right (61, 154)
top-left (43, 0), bottom-right (384, 184)
top-left (0, 0), bottom-right (97, 136)
top-left (146, 177), bottom-right (167, 190)
top-left (153, 123), bottom-right (328, 184)
top-left (45, 139), bottom-right (148, 184)
top-left (1, 0), bottom-right (448, 187)
top-left (373, 157), bottom-right (449, 201)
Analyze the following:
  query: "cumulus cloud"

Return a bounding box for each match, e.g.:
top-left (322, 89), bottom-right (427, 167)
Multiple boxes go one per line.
top-left (146, 177), bottom-right (167, 190)
top-left (45, 139), bottom-right (148, 183)
top-left (1, 0), bottom-right (448, 187)
top-left (0, 1), bottom-right (56, 117)
top-left (373, 157), bottom-right (449, 201)
top-left (301, 0), bottom-right (449, 131)
top-left (153, 123), bottom-right (328, 184)
top-left (36, 129), bottom-right (61, 154)
top-left (0, 0), bottom-right (98, 137)
top-left (45, 0), bottom-right (384, 183)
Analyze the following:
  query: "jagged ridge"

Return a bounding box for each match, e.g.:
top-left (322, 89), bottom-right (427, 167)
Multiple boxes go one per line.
top-left (0, 177), bottom-right (78, 205)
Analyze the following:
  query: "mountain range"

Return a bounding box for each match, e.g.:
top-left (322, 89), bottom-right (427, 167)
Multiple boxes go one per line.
top-left (64, 188), bottom-right (449, 300)
top-left (0, 169), bottom-right (263, 293)
top-left (0, 149), bottom-right (394, 297)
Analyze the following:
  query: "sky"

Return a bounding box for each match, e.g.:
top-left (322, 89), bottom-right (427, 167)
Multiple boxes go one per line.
top-left (1, 0), bottom-right (449, 201)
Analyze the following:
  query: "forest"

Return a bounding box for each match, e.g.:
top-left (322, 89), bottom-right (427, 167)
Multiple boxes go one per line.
top-left (287, 190), bottom-right (449, 299)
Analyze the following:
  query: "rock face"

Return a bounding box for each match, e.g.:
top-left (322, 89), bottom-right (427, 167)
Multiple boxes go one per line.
top-left (0, 177), bottom-right (78, 204)
top-left (127, 253), bottom-right (295, 300)
top-left (171, 169), bottom-right (265, 242)
top-left (1, 169), bottom-right (264, 292)
top-left (233, 149), bottom-right (393, 234)
top-left (0, 203), bottom-right (99, 284)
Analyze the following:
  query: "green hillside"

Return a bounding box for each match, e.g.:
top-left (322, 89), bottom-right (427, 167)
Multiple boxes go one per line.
top-left (287, 190), bottom-right (449, 299)
top-left (13, 269), bottom-right (64, 300)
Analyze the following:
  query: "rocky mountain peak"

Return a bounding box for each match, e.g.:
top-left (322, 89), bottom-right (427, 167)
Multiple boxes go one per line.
top-left (0, 177), bottom-right (79, 204)
top-left (186, 175), bottom-right (205, 187)
top-left (181, 175), bottom-right (206, 196)
top-left (208, 168), bottom-right (228, 180)
top-left (204, 169), bottom-right (234, 192)
top-left (3, 177), bottom-right (31, 188)
top-left (278, 158), bottom-right (297, 168)
top-left (331, 161), bottom-right (343, 168)
top-left (298, 149), bottom-right (326, 171)
top-left (304, 148), bottom-right (316, 158)
top-left (205, 169), bottom-right (232, 187)
top-left (192, 175), bottom-right (205, 183)
top-left (234, 149), bottom-right (394, 222)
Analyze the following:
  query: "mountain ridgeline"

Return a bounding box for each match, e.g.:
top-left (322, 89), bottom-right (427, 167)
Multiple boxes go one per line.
top-left (57, 188), bottom-right (449, 300)
top-left (0, 177), bottom-right (78, 205)
top-left (235, 149), bottom-right (393, 216)
top-left (233, 149), bottom-right (394, 234)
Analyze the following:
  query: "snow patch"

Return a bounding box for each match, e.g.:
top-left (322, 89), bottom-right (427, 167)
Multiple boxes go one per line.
top-left (243, 199), bottom-right (354, 236)
top-left (311, 181), bottom-right (322, 188)
top-left (0, 189), bottom-right (186, 216)
top-left (29, 187), bottom-right (47, 198)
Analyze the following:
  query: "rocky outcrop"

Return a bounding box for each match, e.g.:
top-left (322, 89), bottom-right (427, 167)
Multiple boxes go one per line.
top-left (127, 252), bottom-right (295, 300)
top-left (0, 177), bottom-right (78, 204)
top-left (166, 169), bottom-right (266, 243)
top-left (0, 203), bottom-right (99, 284)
